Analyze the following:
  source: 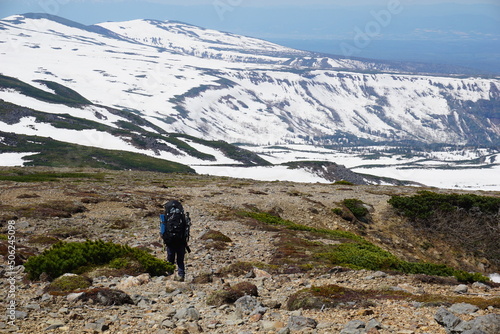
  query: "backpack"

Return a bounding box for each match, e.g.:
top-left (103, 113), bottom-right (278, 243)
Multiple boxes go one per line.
top-left (160, 200), bottom-right (190, 246)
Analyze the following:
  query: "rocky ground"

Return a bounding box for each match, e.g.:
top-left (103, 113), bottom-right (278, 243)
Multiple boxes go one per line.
top-left (0, 168), bottom-right (498, 334)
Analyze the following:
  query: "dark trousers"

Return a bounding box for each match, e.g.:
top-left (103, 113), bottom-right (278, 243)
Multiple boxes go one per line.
top-left (166, 244), bottom-right (186, 277)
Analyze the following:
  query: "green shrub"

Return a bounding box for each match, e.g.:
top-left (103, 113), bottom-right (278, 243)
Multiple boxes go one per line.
top-left (108, 257), bottom-right (129, 269)
top-left (318, 242), bottom-right (400, 271)
top-left (388, 191), bottom-right (500, 219)
top-left (342, 198), bottom-right (370, 221)
top-left (46, 274), bottom-right (92, 294)
top-left (331, 208), bottom-right (343, 216)
top-left (317, 242), bottom-right (488, 283)
top-left (334, 180), bottom-right (354, 185)
top-left (24, 240), bottom-right (173, 280)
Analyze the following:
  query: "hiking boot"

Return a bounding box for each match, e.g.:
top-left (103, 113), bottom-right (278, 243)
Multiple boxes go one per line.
top-left (174, 275), bottom-right (185, 282)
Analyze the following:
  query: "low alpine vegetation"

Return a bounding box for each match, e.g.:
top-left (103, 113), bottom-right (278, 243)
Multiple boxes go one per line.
top-left (15, 200), bottom-right (87, 219)
top-left (240, 210), bottom-right (489, 283)
top-left (389, 191), bottom-right (500, 270)
top-left (287, 284), bottom-right (500, 311)
top-left (24, 240), bottom-right (174, 280)
top-left (200, 229), bottom-right (232, 250)
top-left (238, 211), bottom-right (364, 241)
top-left (46, 274), bottom-right (92, 294)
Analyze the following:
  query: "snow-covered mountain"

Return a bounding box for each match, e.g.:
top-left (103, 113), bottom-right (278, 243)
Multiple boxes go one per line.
top-left (0, 13), bottom-right (499, 148)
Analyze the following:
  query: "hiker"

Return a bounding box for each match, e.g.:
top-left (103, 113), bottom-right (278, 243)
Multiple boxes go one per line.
top-left (160, 200), bottom-right (191, 282)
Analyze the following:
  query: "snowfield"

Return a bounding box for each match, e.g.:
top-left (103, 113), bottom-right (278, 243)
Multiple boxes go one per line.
top-left (0, 14), bottom-right (499, 191)
top-left (0, 14), bottom-right (498, 146)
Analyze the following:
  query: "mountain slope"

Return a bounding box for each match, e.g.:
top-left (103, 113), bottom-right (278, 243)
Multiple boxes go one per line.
top-left (0, 75), bottom-right (270, 169)
top-left (0, 14), bottom-right (499, 148)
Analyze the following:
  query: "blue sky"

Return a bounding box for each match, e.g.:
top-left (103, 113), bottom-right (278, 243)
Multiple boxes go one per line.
top-left (1, 0), bottom-right (499, 72)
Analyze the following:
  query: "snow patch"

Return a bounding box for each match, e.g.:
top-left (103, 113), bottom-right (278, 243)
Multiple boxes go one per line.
top-left (0, 152), bottom-right (38, 166)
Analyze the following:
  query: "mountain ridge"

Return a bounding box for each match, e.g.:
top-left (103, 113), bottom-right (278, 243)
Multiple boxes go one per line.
top-left (0, 14), bottom-right (498, 147)
top-left (0, 13), bottom-right (499, 187)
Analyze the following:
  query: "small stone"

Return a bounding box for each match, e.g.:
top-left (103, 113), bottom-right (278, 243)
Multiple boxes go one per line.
top-left (249, 313), bottom-right (262, 322)
top-left (174, 306), bottom-right (200, 321)
top-left (341, 320), bottom-right (365, 334)
top-left (449, 303), bottom-right (479, 314)
top-left (253, 268), bottom-right (272, 279)
top-left (161, 319), bottom-right (175, 329)
top-left (184, 322), bottom-right (203, 333)
top-left (358, 309), bottom-right (375, 316)
top-left (25, 303), bottom-right (41, 311)
top-left (288, 315), bottom-right (318, 331)
top-left (46, 319), bottom-right (65, 327)
top-left (472, 282), bottom-right (491, 291)
top-left (454, 284), bottom-right (468, 294)
top-left (45, 324), bottom-right (64, 331)
top-left (235, 295), bottom-right (261, 316)
top-left (366, 329), bottom-right (380, 334)
top-left (14, 311), bottom-right (28, 319)
top-left (67, 292), bottom-right (85, 302)
top-left (277, 328), bottom-right (291, 334)
top-left (366, 318), bottom-right (383, 331)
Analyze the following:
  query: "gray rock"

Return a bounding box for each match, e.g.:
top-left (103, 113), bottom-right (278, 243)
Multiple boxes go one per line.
top-left (450, 303), bottom-right (479, 315)
top-left (340, 320), bottom-right (365, 334)
top-left (277, 328), bottom-right (291, 334)
top-left (44, 324), bottom-right (64, 331)
top-left (467, 314), bottom-right (500, 334)
top-left (288, 315), bottom-right (318, 331)
top-left (14, 311), bottom-right (28, 320)
top-left (471, 282), bottom-right (490, 291)
top-left (92, 289), bottom-right (134, 306)
top-left (435, 307), bottom-right (463, 330)
top-left (25, 304), bottom-right (41, 311)
top-left (40, 293), bottom-right (53, 302)
top-left (235, 295), bottom-right (261, 316)
top-left (137, 298), bottom-right (156, 308)
top-left (84, 322), bottom-right (109, 332)
top-left (161, 319), bottom-right (175, 329)
top-left (174, 306), bottom-right (200, 321)
top-left (262, 299), bottom-right (281, 309)
top-left (365, 271), bottom-right (387, 279)
top-left (67, 292), bottom-right (84, 302)
top-left (454, 284), bottom-right (469, 294)
top-left (184, 322), bottom-right (203, 333)
top-left (366, 318), bottom-right (383, 331)
top-left (434, 308), bottom-right (500, 334)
